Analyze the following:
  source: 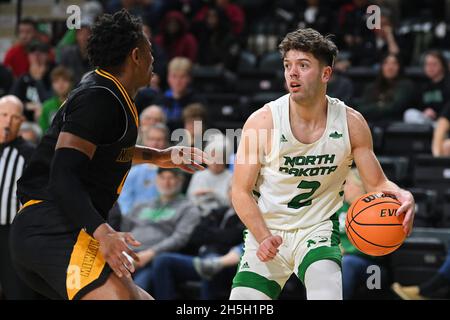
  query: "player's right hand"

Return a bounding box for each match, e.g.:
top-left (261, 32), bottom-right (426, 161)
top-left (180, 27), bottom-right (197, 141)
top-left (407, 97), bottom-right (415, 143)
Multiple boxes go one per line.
top-left (97, 231), bottom-right (141, 278)
top-left (257, 235), bottom-right (283, 262)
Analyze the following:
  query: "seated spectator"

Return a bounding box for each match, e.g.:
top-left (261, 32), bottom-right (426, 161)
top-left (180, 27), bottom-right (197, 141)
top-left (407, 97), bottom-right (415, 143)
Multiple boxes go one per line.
top-left (140, 105), bottom-right (167, 127)
top-left (339, 2), bottom-right (401, 66)
top-left (118, 123), bottom-right (170, 216)
top-left (339, 169), bottom-right (388, 300)
top-left (58, 18), bottom-right (92, 85)
top-left (194, 0), bottom-right (245, 36)
top-left (0, 64), bottom-right (13, 97)
top-left (38, 66), bottom-right (73, 133)
top-left (187, 137), bottom-right (232, 213)
top-left (294, 0), bottom-right (332, 35)
top-left (404, 50), bottom-right (450, 124)
top-left (3, 17), bottom-right (37, 78)
top-left (392, 249), bottom-right (450, 299)
top-left (154, 57), bottom-right (204, 129)
top-left (327, 55), bottom-right (354, 103)
top-left (150, 188), bottom-right (245, 299)
top-left (56, 1), bottom-right (103, 60)
top-left (121, 168), bottom-right (201, 290)
top-left (154, 11), bottom-right (198, 62)
top-left (10, 40), bottom-right (53, 121)
top-left (432, 102), bottom-right (450, 156)
top-left (194, 6), bottom-right (240, 71)
top-left (18, 121), bottom-right (42, 145)
top-left (357, 54), bottom-right (414, 125)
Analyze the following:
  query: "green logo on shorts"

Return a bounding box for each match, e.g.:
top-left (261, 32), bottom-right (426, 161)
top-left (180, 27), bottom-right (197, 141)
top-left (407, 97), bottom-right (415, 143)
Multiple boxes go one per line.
top-left (307, 237), bottom-right (328, 248)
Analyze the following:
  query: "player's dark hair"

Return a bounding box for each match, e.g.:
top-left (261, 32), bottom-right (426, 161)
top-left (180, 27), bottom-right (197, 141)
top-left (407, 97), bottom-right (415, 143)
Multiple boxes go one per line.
top-left (87, 9), bottom-right (145, 69)
top-left (279, 28), bottom-right (338, 67)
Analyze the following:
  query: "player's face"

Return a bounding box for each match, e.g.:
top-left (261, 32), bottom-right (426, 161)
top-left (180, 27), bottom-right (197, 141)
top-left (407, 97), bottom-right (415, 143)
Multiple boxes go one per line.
top-left (136, 37), bottom-right (154, 87)
top-left (284, 50), bottom-right (328, 103)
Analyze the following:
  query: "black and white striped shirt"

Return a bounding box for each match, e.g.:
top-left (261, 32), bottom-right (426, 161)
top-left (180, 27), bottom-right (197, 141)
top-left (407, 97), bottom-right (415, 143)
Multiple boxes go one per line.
top-left (0, 137), bottom-right (35, 225)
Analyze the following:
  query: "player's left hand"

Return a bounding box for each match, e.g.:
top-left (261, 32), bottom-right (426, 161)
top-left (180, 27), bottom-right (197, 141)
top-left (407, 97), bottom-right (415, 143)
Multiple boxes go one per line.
top-left (153, 146), bottom-right (212, 174)
top-left (382, 189), bottom-right (415, 236)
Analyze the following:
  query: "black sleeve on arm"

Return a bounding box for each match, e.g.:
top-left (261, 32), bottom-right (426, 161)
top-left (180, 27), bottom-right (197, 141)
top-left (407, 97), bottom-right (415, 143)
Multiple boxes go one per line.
top-left (61, 88), bottom-right (125, 145)
top-left (48, 147), bottom-right (106, 236)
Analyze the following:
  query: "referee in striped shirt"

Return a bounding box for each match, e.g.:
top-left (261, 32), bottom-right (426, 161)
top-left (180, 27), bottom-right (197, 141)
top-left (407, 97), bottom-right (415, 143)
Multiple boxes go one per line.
top-left (0, 95), bottom-right (38, 299)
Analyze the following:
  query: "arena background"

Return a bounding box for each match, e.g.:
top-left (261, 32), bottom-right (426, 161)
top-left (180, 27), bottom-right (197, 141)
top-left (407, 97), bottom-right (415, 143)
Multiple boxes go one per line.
top-left (0, 0), bottom-right (449, 300)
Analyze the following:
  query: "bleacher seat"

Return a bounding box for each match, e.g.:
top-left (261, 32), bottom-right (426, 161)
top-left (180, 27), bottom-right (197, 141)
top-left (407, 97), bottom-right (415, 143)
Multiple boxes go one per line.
top-left (259, 51), bottom-right (282, 73)
top-left (442, 191), bottom-right (450, 228)
top-left (413, 155), bottom-right (450, 195)
top-left (409, 188), bottom-right (438, 227)
top-left (382, 122), bottom-right (433, 156)
top-left (390, 237), bottom-right (447, 285)
top-left (378, 156), bottom-right (409, 186)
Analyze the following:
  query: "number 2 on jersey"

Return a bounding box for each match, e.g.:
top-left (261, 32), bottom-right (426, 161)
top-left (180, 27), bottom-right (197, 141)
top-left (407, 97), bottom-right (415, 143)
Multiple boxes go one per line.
top-left (287, 180), bottom-right (321, 209)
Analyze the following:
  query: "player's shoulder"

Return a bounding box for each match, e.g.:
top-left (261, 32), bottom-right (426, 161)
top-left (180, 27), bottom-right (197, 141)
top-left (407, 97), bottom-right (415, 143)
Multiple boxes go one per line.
top-left (345, 106), bottom-right (368, 131)
top-left (243, 104), bottom-right (273, 131)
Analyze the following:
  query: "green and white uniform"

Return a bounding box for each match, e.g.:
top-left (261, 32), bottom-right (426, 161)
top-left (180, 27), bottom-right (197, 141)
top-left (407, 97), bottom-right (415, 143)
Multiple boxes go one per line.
top-left (232, 94), bottom-right (353, 299)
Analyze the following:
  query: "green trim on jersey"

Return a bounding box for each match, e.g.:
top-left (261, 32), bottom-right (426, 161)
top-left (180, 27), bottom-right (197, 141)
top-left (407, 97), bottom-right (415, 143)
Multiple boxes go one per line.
top-left (232, 271), bottom-right (282, 299)
top-left (297, 214), bottom-right (342, 283)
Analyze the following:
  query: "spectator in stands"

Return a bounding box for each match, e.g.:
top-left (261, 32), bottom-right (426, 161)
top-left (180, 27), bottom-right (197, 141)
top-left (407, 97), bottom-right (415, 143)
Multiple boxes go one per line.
top-left (404, 50), bottom-right (450, 124)
top-left (0, 65), bottom-right (13, 98)
top-left (150, 188), bottom-right (244, 299)
top-left (154, 57), bottom-right (204, 129)
top-left (357, 53), bottom-right (414, 125)
top-left (56, 1), bottom-right (103, 57)
top-left (154, 11), bottom-right (198, 62)
top-left (327, 55), bottom-right (354, 103)
top-left (339, 169), bottom-right (388, 299)
top-left (194, 6), bottom-right (240, 71)
top-left (432, 102), bottom-right (450, 156)
top-left (339, 2), bottom-right (401, 66)
top-left (295, 0), bottom-right (332, 35)
top-left (392, 250), bottom-right (450, 299)
top-left (58, 18), bottom-right (92, 85)
top-left (18, 121), bottom-right (42, 145)
top-left (10, 40), bottom-right (53, 122)
top-left (194, 0), bottom-right (245, 36)
top-left (118, 123), bottom-right (170, 216)
top-left (121, 168), bottom-right (201, 291)
top-left (140, 105), bottom-right (167, 128)
top-left (38, 66), bottom-right (73, 133)
top-left (3, 18), bottom-right (37, 78)
top-left (187, 136), bottom-right (232, 214)
top-left (180, 103), bottom-right (209, 148)
top-left (0, 95), bottom-right (39, 299)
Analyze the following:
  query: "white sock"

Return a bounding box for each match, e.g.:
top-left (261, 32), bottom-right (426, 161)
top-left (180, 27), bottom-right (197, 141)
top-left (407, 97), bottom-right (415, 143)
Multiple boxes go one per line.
top-left (229, 287), bottom-right (272, 300)
top-left (304, 260), bottom-right (342, 300)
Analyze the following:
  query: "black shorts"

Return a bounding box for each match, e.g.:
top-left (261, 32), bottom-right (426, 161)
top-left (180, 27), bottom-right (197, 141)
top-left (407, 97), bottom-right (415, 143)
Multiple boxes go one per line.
top-left (10, 201), bottom-right (112, 300)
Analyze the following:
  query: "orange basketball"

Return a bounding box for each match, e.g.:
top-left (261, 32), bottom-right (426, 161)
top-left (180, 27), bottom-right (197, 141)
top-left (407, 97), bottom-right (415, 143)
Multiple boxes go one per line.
top-left (346, 192), bottom-right (406, 256)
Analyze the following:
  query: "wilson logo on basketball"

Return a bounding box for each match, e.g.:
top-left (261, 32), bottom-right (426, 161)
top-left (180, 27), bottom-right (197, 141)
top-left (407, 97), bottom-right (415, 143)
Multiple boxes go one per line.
top-left (362, 193), bottom-right (397, 203)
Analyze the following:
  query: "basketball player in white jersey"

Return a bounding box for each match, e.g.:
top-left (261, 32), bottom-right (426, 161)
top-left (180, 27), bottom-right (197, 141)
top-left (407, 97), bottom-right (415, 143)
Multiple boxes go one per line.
top-left (229, 28), bottom-right (416, 300)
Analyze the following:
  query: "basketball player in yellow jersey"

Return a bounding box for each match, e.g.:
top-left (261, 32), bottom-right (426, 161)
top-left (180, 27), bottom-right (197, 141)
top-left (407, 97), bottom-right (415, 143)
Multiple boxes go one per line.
top-left (230, 28), bottom-right (416, 300)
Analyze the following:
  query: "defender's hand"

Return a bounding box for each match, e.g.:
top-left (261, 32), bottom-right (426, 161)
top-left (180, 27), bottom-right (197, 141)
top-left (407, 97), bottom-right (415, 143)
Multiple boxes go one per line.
top-left (153, 146), bottom-right (211, 174)
top-left (257, 235), bottom-right (283, 262)
top-left (95, 225), bottom-right (141, 278)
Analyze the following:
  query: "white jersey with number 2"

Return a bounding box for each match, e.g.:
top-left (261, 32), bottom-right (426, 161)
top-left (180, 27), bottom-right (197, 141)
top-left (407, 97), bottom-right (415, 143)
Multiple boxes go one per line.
top-left (254, 94), bottom-right (353, 230)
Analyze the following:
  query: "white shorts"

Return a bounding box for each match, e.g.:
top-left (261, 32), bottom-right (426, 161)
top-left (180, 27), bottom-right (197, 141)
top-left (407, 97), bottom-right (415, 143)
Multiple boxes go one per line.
top-left (231, 217), bottom-right (341, 299)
